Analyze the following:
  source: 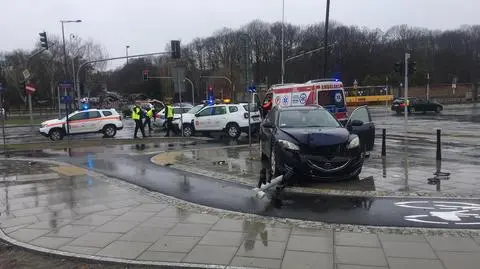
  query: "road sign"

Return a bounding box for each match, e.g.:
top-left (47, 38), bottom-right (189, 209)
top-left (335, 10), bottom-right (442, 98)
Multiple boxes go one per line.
top-left (25, 84), bottom-right (36, 94)
top-left (248, 85), bottom-right (256, 93)
top-left (23, 69), bottom-right (31, 80)
top-left (59, 80), bottom-right (73, 89)
top-left (62, 95), bottom-right (72, 104)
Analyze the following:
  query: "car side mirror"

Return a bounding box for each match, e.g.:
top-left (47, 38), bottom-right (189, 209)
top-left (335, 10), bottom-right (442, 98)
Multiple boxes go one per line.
top-left (194, 113), bottom-right (200, 117)
top-left (346, 119), bottom-right (363, 130)
top-left (350, 119), bottom-right (364, 126)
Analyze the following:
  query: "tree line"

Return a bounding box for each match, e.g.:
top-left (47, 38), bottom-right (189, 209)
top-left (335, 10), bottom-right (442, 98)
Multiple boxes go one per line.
top-left (1, 20), bottom-right (479, 106)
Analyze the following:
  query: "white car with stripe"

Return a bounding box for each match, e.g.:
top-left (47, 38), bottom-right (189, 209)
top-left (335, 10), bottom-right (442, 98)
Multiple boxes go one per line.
top-left (39, 109), bottom-right (123, 141)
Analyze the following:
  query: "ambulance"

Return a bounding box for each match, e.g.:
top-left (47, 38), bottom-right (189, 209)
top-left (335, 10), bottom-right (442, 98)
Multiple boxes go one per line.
top-left (261, 78), bottom-right (349, 122)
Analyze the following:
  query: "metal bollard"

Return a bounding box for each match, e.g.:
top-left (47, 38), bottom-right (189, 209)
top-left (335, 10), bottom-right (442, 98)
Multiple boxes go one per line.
top-left (436, 129), bottom-right (441, 161)
top-left (381, 128), bottom-right (386, 156)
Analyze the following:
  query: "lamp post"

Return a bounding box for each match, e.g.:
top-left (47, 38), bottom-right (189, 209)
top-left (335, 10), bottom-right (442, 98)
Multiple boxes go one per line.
top-left (126, 45), bottom-right (130, 64)
top-left (60, 19), bottom-right (82, 107)
top-left (70, 34), bottom-right (77, 108)
top-left (281, 0), bottom-right (285, 84)
top-left (323, 0), bottom-right (330, 78)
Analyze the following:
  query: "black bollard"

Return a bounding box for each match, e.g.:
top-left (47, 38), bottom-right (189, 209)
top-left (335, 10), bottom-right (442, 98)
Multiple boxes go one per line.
top-left (381, 128), bottom-right (386, 157)
top-left (436, 129), bottom-right (441, 161)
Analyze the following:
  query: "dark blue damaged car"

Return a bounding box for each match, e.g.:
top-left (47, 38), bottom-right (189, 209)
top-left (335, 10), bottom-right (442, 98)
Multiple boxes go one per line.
top-left (259, 105), bottom-right (375, 184)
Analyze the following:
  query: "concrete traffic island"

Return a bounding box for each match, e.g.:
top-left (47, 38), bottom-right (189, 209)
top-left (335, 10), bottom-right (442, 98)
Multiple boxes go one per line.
top-left (1, 158), bottom-right (480, 269)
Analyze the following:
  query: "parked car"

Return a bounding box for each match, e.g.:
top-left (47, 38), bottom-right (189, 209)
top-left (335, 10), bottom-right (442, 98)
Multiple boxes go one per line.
top-left (259, 105), bottom-right (375, 185)
top-left (39, 109), bottom-right (123, 141)
top-left (154, 105), bottom-right (193, 129)
top-left (391, 98), bottom-right (443, 114)
top-left (179, 103), bottom-right (261, 138)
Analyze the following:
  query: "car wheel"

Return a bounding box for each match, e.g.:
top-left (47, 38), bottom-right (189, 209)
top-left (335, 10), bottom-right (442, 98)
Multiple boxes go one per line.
top-left (182, 124), bottom-right (194, 137)
top-left (103, 125), bottom-right (117, 138)
top-left (49, 129), bottom-right (64, 141)
top-left (226, 123), bottom-right (241, 139)
top-left (435, 106), bottom-right (441, 113)
top-left (396, 110), bottom-right (401, 115)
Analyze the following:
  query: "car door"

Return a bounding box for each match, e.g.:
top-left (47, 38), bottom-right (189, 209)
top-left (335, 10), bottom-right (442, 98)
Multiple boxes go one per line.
top-left (346, 106), bottom-right (375, 151)
top-left (260, 107), bottom-right (277, 157)
top-left (86, 111), bottom-right (102, 132)
top-left (413, 99), bottom-right (426, 112)
top-left (426, 100), bottom-right (438, 111)
top-left (210, 106), bottom-right (228, 129)
top-left (194, 106), bottom-right (214, 131)
top-left (68, 112), bottom-right (89, 134)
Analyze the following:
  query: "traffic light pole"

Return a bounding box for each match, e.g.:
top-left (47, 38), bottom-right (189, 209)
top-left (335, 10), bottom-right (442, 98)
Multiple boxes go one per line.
top-left (404, 53), bottom-right (410, 135)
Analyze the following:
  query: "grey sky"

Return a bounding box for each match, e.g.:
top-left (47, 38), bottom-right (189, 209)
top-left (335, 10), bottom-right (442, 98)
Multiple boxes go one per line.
top-left (1, 0), bottom-right (478, 69)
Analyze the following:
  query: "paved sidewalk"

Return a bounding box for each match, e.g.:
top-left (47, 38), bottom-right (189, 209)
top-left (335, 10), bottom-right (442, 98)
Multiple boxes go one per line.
top-left (1, 159), bottom-right (480, 269)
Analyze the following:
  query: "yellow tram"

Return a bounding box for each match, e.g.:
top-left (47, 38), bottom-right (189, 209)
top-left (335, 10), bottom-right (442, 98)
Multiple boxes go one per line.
top-left (344, 86), bottom-right (394, 106)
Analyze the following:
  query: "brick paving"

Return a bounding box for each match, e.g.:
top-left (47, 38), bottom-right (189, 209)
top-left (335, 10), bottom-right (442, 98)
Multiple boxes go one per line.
top-left (1, 159), bottom-right (480, 269)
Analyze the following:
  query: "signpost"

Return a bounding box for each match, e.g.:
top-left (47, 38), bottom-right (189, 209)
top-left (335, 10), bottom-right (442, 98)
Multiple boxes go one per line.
top-left (0, 83), bottom-right (6, 156)
top-left (25, 83), bottom-right (36, 130)
top-left (247, 84), bottom-right (256, 149)
top-left (452, 76), bottom-right (457, 95)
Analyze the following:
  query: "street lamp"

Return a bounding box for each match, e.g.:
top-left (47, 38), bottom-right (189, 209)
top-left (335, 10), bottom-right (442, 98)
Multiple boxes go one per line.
top-left (126, 45), bottom-right (130, 64)
top-left (323, 0), bottom-right (330, 78)
top-left (60, 19), bottom-right (81, 107)
top-left (281, 0), bottom-right (285, 84)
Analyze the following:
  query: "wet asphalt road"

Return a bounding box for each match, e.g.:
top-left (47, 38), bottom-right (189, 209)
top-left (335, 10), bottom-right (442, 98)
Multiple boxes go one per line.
top-left (34, 146), bottom-right (480, 229)
top-left (3, 103), bottom-right (480, 229)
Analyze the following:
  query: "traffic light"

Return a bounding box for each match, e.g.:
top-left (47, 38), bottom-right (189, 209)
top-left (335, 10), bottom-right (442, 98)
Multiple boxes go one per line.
top-left (171, 40), bottom-right (181, 59)
top-left (39, 32), bottom-right (48, 49)
top-left (142, 70), bottom-right (149, 81)
top-left (408, 60), bottom-right (417, 75)
top-left (393, 61), bottom-right (404, 76)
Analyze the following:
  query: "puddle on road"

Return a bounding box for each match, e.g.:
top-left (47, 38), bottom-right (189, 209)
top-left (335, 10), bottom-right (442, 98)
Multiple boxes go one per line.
top-left (3, 141), bottom-right (202, 159)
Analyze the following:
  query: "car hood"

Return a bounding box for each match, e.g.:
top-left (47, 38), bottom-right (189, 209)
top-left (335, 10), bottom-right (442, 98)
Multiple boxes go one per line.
top-left (279, 127), bottom-right (349, 146)
top-left (41, 119), bottom-right (64, 126)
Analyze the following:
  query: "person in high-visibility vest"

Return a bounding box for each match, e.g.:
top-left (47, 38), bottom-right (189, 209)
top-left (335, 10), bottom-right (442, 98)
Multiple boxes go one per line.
top-left (144, 104), bottom-right (154, 135)
top-left (165, 102), bottom-right (174, 137)
top-left (132, 102), bottom-right (146, 139)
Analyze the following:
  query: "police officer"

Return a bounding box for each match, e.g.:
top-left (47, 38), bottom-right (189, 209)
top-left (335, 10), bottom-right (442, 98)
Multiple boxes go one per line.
top-left (164, 101), bottom-right (174, 137)
top-left (132, 102), bottom-right (146, 139)
top-left (144, 104), bottom-right (154, 135)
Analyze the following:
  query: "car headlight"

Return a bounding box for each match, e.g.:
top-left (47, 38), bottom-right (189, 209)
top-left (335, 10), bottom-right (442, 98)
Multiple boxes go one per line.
top-left (278, 139), bottom-right (299, 151)
top-left (347, 136), bottom-right (360, 149)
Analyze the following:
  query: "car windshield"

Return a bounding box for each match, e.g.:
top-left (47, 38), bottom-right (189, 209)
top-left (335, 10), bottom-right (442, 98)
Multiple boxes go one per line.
top-left (278, 109), bottom-right (340, 128)
top-left (188, 105), bottom-right (204, 114)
